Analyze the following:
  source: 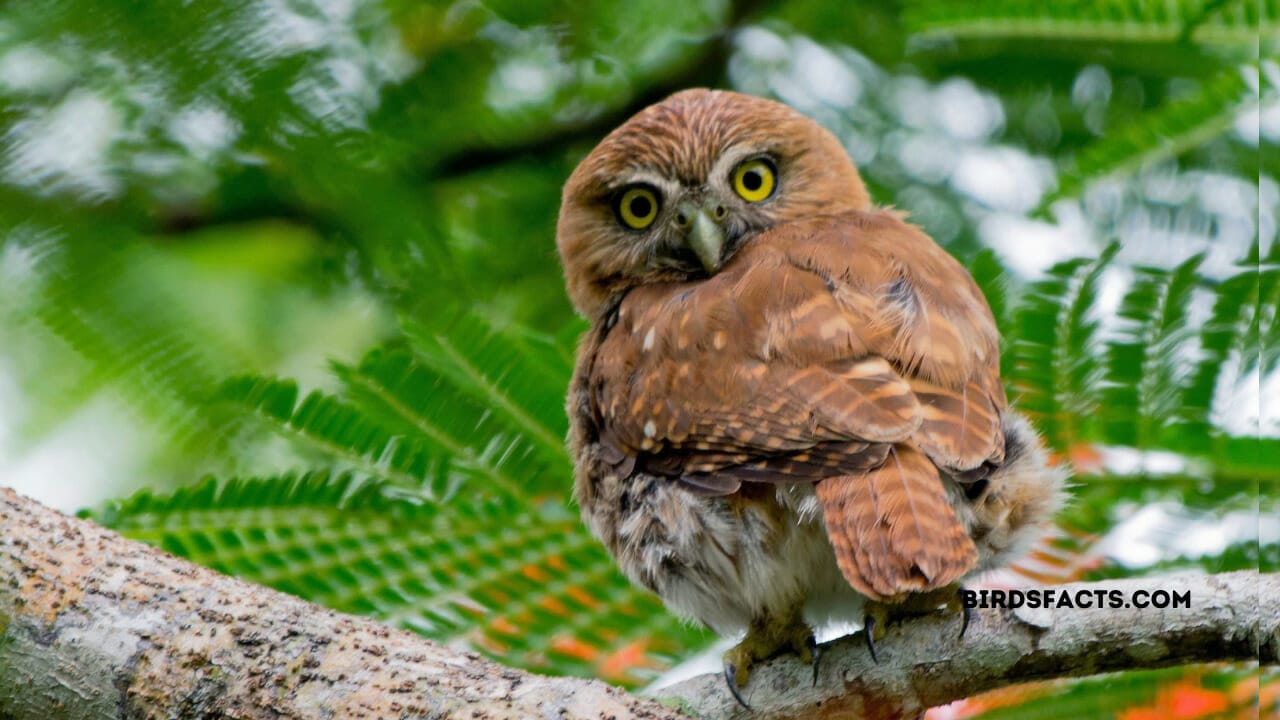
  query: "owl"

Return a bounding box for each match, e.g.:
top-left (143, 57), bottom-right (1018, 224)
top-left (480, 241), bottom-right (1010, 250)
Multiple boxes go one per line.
top-left (557, 89), bottom-right (1065, 706)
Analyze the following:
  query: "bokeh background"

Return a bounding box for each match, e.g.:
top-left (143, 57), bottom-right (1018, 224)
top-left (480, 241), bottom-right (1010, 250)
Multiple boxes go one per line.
top-left (0, 1), bottom-right (1275, 717)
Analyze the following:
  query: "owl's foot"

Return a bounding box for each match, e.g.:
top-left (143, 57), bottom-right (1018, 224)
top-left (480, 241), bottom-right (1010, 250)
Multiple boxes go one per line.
top-left (862, 605), bottom-right (887, 663)
top-left (863, 583), bottom-right (969, 663)
top-left (722, 613), bottom-right (816, 709)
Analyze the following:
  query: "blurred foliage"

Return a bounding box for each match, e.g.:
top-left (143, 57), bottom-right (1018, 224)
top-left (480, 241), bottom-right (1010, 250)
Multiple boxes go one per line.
top-left (2, 0), bottom-right (1275, 713)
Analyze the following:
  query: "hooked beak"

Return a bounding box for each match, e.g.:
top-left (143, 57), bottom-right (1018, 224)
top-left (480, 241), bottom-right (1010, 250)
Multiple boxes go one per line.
top-left (680, 201), bottom-right (726, 274)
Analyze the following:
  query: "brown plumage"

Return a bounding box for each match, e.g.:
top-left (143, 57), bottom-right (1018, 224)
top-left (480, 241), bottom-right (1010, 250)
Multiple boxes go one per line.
top-left (558, 88), bottom-right (1065, 700)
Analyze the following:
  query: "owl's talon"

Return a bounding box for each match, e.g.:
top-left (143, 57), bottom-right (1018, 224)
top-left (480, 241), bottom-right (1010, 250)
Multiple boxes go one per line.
top-left (807, 634), bottom-right (820, 686)
top-left (722, 612), bottom-right (814, 706)
top-left (959, 601), bottom-right (972, 640)
top-left (863, 613), bottom-right (879, 663)
top-left (723, 662), bottom-right (751, 709)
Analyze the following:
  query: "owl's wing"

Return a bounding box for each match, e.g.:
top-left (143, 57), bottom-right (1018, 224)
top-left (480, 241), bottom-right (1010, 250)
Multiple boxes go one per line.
top-left (591, 210), bottom-right (1005, 599)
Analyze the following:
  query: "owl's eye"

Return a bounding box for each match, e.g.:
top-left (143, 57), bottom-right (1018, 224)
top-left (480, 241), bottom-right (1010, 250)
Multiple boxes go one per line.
top-left (616, 186), bottom-right (660, 230)
top-left (732, 158), bottom-right (776, 203)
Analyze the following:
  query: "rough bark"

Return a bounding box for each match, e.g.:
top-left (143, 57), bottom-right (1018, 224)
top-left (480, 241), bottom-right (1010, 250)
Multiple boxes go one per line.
top-left (0, 487), bottom-right (1272, 720)
top-left (661, 570), bottom-right (1273, 719)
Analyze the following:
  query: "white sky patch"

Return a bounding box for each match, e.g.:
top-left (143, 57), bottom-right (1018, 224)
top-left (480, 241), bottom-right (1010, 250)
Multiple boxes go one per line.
top-left (733, 26), bottom-right (790, 66)
top-left (488, 57), bottom-right (565, 111)
top-left (933, 77), bottom-right (1003, 141)
top-left (978, 210), bottom-right (1094, 277)
top-left (1092, 265), bottom-right (1129, 323)
top-left (169, 103), bottom-right (241, 161)
top-left (1214, 365), bottom-right (1280, 438)
top-left (481, 19), bottom-right (573, 113)
top-left (0, 393), bottom-right (150, 513)
top-left (1099, 503), bottom-right (1266, 569)
top-left (950, 146), bottom-right (1054, 212)
top-left (3, 90), bottom-right (124, 201)
top-left (0, 229), bottom-right (53, 301)
top-left (1259, 100), bottom-right (1280, 143)
top-left (1071, 64), bottom-right (1112, 107)
top-left (1261, 177), bottom-right (1278, 260)
top-left (1097, 446), bottom-right (1192, 476)
top-left (889, 75), bottom-right (933, 130)
top-left (0, 361), bottom-right (24, 463)
top-left (1268, 370), bottom-right (1280, 437)
top-left (0, 44), bottom-right (73, 93)
top-left (250, 0), bottom-right (331, 56)
top-left (289, 56), bottom-right (377, 130)
top-left (787, 38), bottom-right (861, 109)
top-left (898, 133), bottom-right (957, 184)
top-left (1233, 102), bottom-right (1260, 145)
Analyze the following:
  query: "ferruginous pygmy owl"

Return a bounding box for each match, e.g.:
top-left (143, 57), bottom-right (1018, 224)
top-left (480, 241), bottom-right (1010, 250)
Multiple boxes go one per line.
top-left (557, 89), bottom-right (1066, 705)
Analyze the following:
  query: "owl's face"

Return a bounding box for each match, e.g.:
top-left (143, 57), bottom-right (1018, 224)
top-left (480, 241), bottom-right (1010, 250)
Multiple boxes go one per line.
top-left (557, 89), bottom-right (870, 321)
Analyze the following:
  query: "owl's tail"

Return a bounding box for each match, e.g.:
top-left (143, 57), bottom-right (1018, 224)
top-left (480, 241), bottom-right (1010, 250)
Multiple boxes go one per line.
top-left (950, 411), bottom-right (1070, 577)
top-left (816, 443), bottom-right (978, 602)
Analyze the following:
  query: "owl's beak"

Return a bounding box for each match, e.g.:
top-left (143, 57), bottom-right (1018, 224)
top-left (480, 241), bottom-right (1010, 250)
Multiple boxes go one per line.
top-left (680, 203), bottom-right (726, 274)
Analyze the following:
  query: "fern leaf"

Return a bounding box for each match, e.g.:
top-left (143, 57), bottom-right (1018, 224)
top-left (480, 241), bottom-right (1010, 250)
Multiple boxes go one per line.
top-left (1049, 67), bottom-right (1255, 205)
top-left (88, 472), bottom-right (709, 685)
top-left (332, 346), bottom-right (566, 501)
top-left (1179, 260), bottom-right (1265, 451)
top-left (1259, 262), bottom-right (1279, 377)
top-left (219, 376), bottom-right (450, 496)
top-left (1100, 255), bottom-right (1203, 448)
top-left (1008, 243), bottom-right (1118, 450)
top-left (903, 0), bottom-right (1273, 44)
top-left (15, 237), bottom-right (237, 454)
top-left (401, 312), bottom-right (572, 465)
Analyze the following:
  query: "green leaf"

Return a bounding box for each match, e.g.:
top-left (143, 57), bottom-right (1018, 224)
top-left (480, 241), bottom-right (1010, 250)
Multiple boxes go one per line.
top-left (1007, 243), bottom-right (1118, 450)
top-left (331, 346), bottom-right (561, 501)
top-left (903, 0), bottom-right (1273, 44)
top-left (219, 376), bottom-right (451, 496)
top-left (401, 312), bottom-right (572, 467)
top-left (88, 472), bottom-right (710, 686)
top-left (1048, 67), bottom-right (1256, 205)
top-left (1099, 254), bottom-right (1203, 448)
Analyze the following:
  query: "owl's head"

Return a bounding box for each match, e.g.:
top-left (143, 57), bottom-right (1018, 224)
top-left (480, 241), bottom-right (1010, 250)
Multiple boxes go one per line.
top-left (557, 88), bottom-right (870, 321)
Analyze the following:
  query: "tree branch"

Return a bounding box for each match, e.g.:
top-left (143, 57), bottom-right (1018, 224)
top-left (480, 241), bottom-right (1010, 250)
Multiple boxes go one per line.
top-left (0, 489), bottom-right (690, 720)
top-left (0, 487), bottom-right (1272, 720)
top-left (661, 569), bottom-right (1273, 719)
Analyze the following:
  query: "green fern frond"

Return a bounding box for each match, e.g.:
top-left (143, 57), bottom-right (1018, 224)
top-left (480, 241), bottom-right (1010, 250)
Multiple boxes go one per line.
top-left (15, 237), bottom-right (235, 453)
top-left (904, 0), bottom-right (1273, 44)
top-left (219, 376), bottom-right (450, 496)
top-left (1049, 67), bottom-right (1255, 205)
top-left (1259, 262), bottom-right (1279, 377)
top-left (1004, 244), bottom-right (1272, 467)
top-left (1008, 243), bottom-right (1118, 450)
top-left (332, 344), bottom-right (568, 502)
top-left (88, 472), bottom-right (709, 685)
top-left (1100, 254), bottom-right (1203, 448)
top-left (1179, 254), bottom-right (1273, 451)
top-left (400, 312), bottom-right (572, 468)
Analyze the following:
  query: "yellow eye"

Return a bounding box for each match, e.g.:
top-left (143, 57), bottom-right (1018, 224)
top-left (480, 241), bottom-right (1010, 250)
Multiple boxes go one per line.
top-left (732, 158), bottom-right (776, 203)
top-left (617, 186), bottom-right (660, 229)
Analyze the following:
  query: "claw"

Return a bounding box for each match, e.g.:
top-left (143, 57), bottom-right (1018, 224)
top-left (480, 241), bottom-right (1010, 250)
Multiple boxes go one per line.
top-left (959, 602), bottom-right (972, 640)
top-left (807, 634), bottom-right (820, 686)
top-left (863, 613), bottom-right (879, 663)
top-left (723, 662), bottom-right (751, 709)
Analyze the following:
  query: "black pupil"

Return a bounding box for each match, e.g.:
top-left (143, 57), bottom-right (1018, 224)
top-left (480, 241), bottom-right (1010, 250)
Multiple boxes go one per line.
top-left (743, 170), bottom-right (763, 191)
top-left (630, 195), bottom-right (652, 218)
